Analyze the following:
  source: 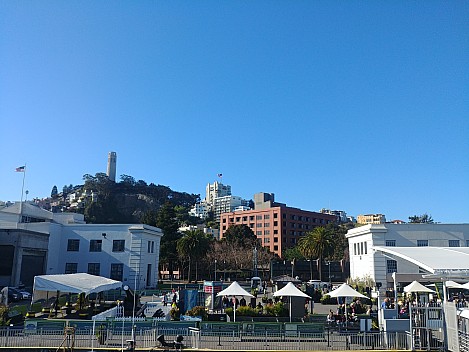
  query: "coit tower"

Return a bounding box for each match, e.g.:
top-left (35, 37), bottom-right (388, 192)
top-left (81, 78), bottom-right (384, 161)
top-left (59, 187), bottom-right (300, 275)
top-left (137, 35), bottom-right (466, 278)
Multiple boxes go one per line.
top-left (107, 151), bottom-right (117, 182)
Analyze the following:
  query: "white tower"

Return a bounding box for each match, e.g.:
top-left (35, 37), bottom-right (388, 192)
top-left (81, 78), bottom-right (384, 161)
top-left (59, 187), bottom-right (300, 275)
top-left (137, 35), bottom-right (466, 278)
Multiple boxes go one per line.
top-left (107, 152), bottom-right (117, 182)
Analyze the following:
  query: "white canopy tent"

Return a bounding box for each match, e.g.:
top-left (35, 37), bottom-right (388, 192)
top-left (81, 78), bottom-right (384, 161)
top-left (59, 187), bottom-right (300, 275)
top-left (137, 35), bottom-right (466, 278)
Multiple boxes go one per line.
top-left (273, 282), bottom-right (310, 322)
top-left (404, 281), bottom-right (435, 293)
top-left (216, 281), bottom-right (254, 322)
top-left (33, 273), bottom-right (122, 296)
top-left (328, 283), bottom-right (368, 299)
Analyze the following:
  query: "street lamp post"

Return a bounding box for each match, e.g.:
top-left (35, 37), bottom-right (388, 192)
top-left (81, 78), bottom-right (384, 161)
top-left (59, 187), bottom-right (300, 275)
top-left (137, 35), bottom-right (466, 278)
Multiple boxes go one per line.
top-left (326, 261), bottom-right (331, 288)
top-left (223, 260), bottom-right (226, 281)
top-left (214, 260), bottom-right (217, 281)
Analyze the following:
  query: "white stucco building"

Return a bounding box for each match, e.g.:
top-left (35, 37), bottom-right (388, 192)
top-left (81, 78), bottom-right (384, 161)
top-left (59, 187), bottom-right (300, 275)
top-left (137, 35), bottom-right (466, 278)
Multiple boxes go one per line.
top-left (346, 223), bottom-right (469, 290)
top-left (0, 202), bottom-right (162, 289)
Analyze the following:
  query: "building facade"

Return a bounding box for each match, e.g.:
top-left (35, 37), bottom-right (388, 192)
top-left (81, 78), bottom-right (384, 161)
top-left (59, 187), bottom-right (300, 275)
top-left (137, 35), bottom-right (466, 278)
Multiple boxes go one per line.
top-left (0, 202), bottom-right (162, 289)
top-left (357, 213), bottom-right (386, 224)
top-left (205, 181), bottom-right (231, 204)
top-left (346, 223), bottom-right (469, 290)
top-left (220, 193), bottom-right (336, 257)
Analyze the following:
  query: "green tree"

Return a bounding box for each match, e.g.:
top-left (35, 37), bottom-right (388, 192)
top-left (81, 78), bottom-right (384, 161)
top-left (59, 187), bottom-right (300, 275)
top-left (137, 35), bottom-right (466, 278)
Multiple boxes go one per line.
top-left (282, 247), bottom-right (305, 261)
top-left (297, 227), bottom-right (332, 281)
top-left (408, 213), bottom-right (434, 223)
top-left (224, 224), bottom-right (258, 248)
top-left (156, 202), bottom-right (182, 280)
top-left (177, 229), bottom-right (213, 282)
top-left (51, 185), bottom-right (58, 198)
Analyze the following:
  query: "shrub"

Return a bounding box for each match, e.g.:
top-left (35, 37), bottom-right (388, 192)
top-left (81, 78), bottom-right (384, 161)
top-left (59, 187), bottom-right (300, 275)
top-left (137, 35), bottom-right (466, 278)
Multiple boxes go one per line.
top-left (170, 307), bottom-right (180, 320)
top-left (265, 302), bottom-right (287, 317)
top-left (320, 294), bottom-right (338, 305)
top-left (236, 306), bottom-right (257, 316)
top-left (186, 306), bottom-right (207, 320)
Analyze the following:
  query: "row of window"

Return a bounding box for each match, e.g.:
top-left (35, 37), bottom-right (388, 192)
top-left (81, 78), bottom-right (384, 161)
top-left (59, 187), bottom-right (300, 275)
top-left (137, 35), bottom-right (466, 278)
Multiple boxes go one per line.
top-left (67, 239), bottom-right (124, 252)
top-left (65, 263), bottom-right (124, 281)
top-left (385, 239), bottom-right (464, 247)
top-left (223, 214), bottom-right (331, 224)
top-left (353, 242), bottom-right (368, 256)
top-left (67, 239), bottom-right (157, 253)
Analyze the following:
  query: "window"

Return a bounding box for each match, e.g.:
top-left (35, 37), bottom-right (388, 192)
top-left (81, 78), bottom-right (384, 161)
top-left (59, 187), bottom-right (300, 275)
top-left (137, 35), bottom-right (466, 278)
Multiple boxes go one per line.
top-left (274, 237), bottom-right (278, 242)
top-left (386, 260), bottom-right (397, 273)
top-left (256, 231), bottom-right (262, 236)
top-left (466, 240), bottom-right (469, 247)
top-left (417, 240), bottom-right (428, 247)
top-left (449, 240), bottom-right (460, 247)
top-left (249, 216), bottom-right (255, 221)
top-left (65, 263), bottom-right (78, 274)
top-left (89, 240), bottom-right (102, 252)
top-left (222, 218), bottom-right (226, 223)
top-left (110, 263), bottom-right (124, 281)
top-left (236, 217), bottom-right (240, 222)
top-left (273, 230), bottom-right (278, 234)
top-left (264, 214), bottom-right (270, 219)
top-left (274, 221), bottom-right (278, 226)
top-left (249, 223), bottom-right (254, 228)
top-left (273, 213), bottom-right (278, 218)
top-left (264, 223), bottom-right (270, 227)
top-left (274, 245), bottom-right (278, 251)
top-left (113, 240), bottom-right (125, 252)
top-left (148, 241), bottom-right (155, 253)
top-left (67, 239), bottom-right (80, 251)
top-left (385, 240), bottom-right (396, 247)
top-left (88, 263), bottom-right (100, 276)
top-left (242, 216), bottom-right (247, 221)
top-left (256, 215), bottom-right (262, 220)
top-left (354, 243), bottom-right (357, 255)
top-left (264, 238), bottom-right (270, 244)
top-left (256, 223), bottom-right (262, 227)
top-left (264, 230), bottom-right (270, 235)
top-left (360, 243), bottom-right (364, 255)
top-left (364, 242), bottom-right (367, 254)
top-left (282, 214), bottom-right (286, 219)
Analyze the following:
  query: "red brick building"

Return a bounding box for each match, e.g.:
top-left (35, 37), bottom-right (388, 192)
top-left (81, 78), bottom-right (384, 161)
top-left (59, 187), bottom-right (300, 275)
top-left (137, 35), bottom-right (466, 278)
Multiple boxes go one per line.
top-left (219, 193), bottom-right (336, 257)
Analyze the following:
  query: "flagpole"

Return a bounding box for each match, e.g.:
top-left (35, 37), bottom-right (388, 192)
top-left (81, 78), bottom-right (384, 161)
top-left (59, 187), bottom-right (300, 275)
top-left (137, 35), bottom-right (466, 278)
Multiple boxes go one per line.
top-left (19, 164), bottom-right (26, 224)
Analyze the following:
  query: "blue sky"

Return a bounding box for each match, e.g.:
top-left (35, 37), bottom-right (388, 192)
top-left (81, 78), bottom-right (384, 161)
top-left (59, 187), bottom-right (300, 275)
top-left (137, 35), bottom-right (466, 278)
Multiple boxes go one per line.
top-left (1, 1), bottom-right (468, 223)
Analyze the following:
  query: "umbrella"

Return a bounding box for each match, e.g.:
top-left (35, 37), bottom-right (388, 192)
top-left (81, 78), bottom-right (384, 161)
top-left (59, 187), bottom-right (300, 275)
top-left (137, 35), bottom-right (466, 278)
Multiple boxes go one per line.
top-left (404, 281), bottom-right (435, 293)
top-left (328, 283), bottom-right (368, 299)
top-left (327, 283), bottom-right (367, 328)
top-left (273, 282), bottom-right (311, 322)
top-left (446, 280), bottom-right (464, 289)
top-left (216, 281), bottom-right (254, 322)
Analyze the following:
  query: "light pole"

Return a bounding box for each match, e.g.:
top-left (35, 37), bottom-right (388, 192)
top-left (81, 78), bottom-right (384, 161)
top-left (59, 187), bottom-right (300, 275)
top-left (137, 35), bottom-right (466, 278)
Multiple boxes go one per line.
top-left (214, 259), bottom-right (217, 281)
top-left (223, 260), bottom-right (226, 281)
top-left (326, 261), bottom-right (331, 288)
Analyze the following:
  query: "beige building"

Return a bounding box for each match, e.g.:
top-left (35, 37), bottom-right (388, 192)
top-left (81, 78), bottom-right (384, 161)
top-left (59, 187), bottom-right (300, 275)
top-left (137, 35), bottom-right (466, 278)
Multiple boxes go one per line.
top-left (357, 213), bottom-right (386, 224)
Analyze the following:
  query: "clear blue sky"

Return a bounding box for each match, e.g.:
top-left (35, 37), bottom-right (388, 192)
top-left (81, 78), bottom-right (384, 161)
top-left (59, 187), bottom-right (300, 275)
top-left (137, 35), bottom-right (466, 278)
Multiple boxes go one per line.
top-left (1, 1), bottom-right (468, 223)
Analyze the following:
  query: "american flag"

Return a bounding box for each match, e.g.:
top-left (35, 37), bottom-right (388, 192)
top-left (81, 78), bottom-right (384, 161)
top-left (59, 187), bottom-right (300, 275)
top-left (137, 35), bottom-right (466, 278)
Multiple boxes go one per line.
top-left (217, 173), bottom-right (222, 178)
top-left (15, 166), bottom-right (25, 172)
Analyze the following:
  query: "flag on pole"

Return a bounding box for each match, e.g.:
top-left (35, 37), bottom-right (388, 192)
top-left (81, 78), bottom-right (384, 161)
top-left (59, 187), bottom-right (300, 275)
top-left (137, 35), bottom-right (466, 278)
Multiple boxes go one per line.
top-left (217, 173), bottom-right (222, 178)
top-left (15, 166), bottom-right (26, 172)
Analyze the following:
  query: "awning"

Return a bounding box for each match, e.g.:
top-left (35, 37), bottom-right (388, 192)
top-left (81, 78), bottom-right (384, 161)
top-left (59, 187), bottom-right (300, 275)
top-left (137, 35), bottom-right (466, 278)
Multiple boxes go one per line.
top-left (372, 246), bottom-right (469, 276)
top-left (33, 273), bottom-right (122, 296)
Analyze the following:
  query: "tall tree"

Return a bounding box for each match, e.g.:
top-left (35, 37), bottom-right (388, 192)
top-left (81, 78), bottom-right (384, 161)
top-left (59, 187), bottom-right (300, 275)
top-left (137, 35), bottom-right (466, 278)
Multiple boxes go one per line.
top-left (51, 185), bottom-right (58, 198)
top-left (177, 229), bottom-right (213, 282)
top-left (297, 227), bottom-right (332, 281)
top-left (223, 224), bottom-right (258, 248)
top-left (156, 202), bottom-right (182, 280)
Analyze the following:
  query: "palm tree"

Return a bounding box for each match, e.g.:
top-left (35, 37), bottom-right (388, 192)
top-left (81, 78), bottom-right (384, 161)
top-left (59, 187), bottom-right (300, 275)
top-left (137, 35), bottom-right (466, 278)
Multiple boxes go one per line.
top-left (297, 226), bottom-right (332, 281)
top-left (176, 229), bottom-right (212, 282)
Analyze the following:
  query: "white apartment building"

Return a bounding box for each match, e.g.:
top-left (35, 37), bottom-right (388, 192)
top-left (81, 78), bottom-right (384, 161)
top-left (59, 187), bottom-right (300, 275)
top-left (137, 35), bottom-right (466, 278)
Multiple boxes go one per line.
top-left (346, 223), bottom-right (469, 290)
top-left (189, 202), bottom-right (210, 219)
top-left (213, 195), bottom-right (250, 221)
top-left (205, 181), bottom-right (231, 204)
top-left (0, 202), bottom-right (162, 289)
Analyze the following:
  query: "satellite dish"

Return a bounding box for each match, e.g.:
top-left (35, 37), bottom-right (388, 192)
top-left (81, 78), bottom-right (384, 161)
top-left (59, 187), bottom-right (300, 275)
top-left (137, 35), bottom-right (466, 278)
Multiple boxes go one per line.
top-left (123, 285), bottom-right (129, 291)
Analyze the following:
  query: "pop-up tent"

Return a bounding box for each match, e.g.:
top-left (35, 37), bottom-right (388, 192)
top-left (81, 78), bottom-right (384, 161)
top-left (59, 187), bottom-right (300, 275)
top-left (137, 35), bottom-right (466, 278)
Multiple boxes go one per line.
top-left (273, 282), bottom-right (311, 322)
top-left (33, 273), bottom-right (122, 295)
